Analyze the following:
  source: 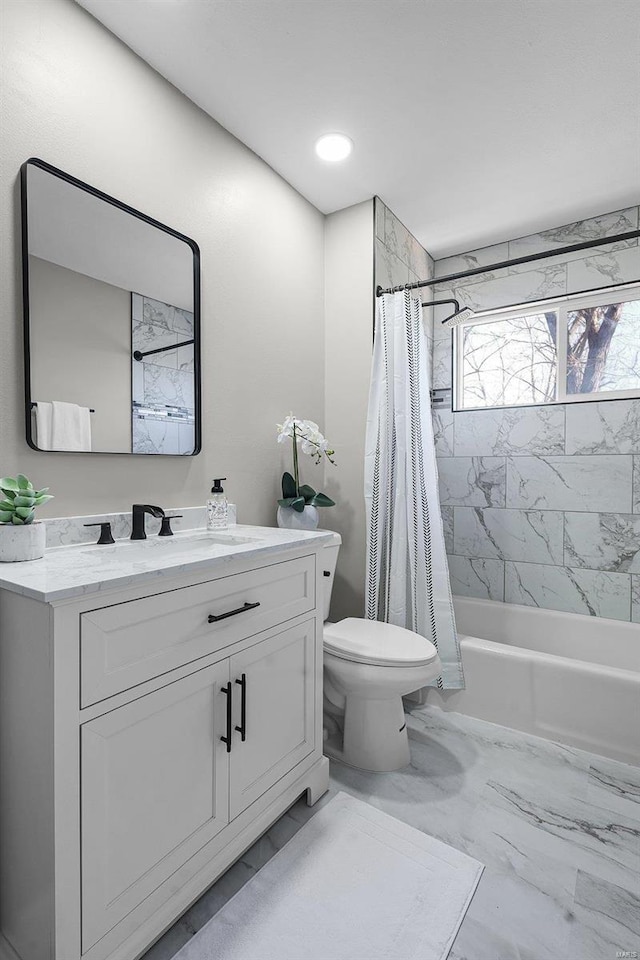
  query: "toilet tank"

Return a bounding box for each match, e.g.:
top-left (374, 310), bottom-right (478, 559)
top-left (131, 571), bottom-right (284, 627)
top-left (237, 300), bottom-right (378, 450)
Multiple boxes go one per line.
top-left (320, 531), bottom-right (342, 622)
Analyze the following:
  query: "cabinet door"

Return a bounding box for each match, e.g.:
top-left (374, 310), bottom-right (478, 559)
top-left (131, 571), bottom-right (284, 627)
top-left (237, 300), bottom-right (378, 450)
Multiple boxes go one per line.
top-left (229, 619), bottom-right (316, 819)
top-left (81, 661), bottom-right (230, 952)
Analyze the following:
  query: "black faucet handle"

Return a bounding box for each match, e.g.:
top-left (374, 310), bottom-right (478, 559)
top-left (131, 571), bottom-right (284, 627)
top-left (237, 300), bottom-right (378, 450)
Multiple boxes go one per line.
top-left (84, 522), bottom-right (115, 545)
top-left (158, 515), bottom-right (183, 537)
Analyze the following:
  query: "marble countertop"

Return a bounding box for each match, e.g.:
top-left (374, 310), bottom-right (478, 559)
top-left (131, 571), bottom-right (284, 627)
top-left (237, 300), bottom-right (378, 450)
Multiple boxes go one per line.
top-left (0, 525), bottom-right (337, 603)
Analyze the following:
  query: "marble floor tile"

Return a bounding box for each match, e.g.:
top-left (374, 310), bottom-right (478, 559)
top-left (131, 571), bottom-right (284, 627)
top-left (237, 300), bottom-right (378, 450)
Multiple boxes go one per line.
top-left (485, 779), bottom-right (640, 891)
top-left (566, 870), bottom-right (640, 960)
top-left (142, 707), bottom-right (640, 960)
top-left (585, 757), bottom-right (640, 821)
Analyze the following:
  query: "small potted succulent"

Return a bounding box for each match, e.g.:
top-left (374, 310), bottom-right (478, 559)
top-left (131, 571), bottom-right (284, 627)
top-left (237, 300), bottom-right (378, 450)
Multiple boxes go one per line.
top-left (276, 415), bottom-right (336, 530)
top-left (0, 475), bottom-right (53, 562)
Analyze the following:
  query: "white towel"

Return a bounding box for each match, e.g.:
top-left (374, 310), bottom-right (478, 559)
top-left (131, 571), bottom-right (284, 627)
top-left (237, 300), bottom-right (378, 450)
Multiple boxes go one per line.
top-left (49, 401), bottom-right (92, 451)
top-left (34, 401), bottom-right (53, 450)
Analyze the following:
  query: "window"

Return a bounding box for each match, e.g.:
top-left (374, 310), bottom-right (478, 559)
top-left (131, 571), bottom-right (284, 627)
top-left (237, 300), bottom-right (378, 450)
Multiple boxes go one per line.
top-left (454, 285), bottom-right (640, 411)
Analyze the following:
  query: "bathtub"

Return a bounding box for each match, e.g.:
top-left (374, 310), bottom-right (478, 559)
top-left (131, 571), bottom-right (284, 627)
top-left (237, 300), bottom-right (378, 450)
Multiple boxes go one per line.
top-left (425, 597), bottom-right (640, 766)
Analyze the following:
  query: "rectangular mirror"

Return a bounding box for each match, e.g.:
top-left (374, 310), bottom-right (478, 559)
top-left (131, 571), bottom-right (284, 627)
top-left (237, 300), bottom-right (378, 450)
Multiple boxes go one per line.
top-left (21, 158), bottom-right (201, 455)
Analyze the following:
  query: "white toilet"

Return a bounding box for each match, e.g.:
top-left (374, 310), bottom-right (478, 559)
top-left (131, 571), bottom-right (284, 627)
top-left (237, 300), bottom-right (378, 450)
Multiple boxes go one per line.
top-left (321, 532), bottom-right (442, 772)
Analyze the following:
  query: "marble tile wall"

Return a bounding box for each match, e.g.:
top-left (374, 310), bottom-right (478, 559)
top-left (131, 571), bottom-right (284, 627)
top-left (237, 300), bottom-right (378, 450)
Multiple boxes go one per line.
top-left (373, 196), bottom-right (435, 328)
top-left (429, 206), bottom-right (640, 622)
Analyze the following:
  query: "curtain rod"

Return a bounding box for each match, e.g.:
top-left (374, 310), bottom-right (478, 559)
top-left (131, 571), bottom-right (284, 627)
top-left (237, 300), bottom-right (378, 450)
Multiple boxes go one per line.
top-left (375, 229), bottom-right (640, 297)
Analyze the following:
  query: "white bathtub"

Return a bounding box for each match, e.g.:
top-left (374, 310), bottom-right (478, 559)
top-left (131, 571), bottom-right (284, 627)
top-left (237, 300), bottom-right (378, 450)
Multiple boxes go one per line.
top-left (425, 597), bottom-right (640, 766)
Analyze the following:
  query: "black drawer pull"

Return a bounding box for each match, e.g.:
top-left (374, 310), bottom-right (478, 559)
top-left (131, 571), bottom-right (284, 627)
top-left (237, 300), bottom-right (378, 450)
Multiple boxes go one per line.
top-left (220, 682), bottom-right (232, 753)
top-left (235, 673), bottom-right (247, 741)
top-left (208, 601), bottom-right (260, 623)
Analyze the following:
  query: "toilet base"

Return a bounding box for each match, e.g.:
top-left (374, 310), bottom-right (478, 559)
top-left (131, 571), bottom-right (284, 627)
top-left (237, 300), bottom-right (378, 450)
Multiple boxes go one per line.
top-left (325, 695), bottom-right (411, 772)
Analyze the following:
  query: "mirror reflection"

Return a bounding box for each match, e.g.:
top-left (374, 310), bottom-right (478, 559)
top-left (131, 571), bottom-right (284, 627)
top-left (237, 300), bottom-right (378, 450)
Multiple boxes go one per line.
top-left (23, 159), bottom-right (200, 455)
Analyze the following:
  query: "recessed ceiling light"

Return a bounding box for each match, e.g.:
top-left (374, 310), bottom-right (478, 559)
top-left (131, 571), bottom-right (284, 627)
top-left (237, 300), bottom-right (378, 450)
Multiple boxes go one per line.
top-left (315, 133), bottom-right (353, 162)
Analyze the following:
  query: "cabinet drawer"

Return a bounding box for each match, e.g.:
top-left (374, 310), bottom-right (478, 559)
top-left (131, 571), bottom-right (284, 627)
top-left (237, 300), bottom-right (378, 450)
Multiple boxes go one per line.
top-left (80, 555), bottom-right (316, 706)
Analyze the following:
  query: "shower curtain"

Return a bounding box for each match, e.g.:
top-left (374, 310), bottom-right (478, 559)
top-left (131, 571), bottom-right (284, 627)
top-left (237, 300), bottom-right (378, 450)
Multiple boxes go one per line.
top-left (365, 290), bottom-right (463, 689)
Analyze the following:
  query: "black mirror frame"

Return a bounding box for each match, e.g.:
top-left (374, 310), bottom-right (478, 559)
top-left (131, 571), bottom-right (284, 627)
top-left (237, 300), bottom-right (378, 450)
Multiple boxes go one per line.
top-left (20, 157), bottom-right (202, 456)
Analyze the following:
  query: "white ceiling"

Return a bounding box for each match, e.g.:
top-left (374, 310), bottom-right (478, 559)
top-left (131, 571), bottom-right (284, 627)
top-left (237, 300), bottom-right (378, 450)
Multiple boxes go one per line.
top-left (77, 0), bottom-right (640, 258)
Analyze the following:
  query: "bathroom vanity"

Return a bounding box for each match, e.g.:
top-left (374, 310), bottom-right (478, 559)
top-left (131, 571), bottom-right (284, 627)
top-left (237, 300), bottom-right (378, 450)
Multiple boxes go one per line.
top-left (0, 526), bottom-right (331, 960)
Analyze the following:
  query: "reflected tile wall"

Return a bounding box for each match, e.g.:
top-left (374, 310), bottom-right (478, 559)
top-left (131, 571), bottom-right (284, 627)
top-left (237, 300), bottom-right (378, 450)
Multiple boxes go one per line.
top-left (430, 205), bottom-right (640, 621)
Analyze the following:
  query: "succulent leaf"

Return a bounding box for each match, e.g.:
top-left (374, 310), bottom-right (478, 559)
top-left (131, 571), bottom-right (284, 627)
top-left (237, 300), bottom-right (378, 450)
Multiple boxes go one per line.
top-left (0, 475), bottom-right (52, 523)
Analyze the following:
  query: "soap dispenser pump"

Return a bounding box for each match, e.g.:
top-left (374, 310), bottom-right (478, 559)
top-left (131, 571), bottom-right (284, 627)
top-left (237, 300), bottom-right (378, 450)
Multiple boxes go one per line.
top-left (207, 478), bottom-right (228, 530)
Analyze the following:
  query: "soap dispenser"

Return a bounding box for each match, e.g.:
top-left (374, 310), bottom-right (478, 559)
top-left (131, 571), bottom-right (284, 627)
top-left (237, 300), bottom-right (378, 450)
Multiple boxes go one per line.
top-left (207, 478), bottom-right (228, 530)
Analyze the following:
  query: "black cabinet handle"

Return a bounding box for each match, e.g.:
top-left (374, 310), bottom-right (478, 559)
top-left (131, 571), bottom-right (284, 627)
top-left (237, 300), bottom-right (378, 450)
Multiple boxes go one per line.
top-left (220, 682), bottom-right (232, 753)
top-left (208, 601), bottom-right (260, 624)
top-left (235, 673), bottom-right (247, 742)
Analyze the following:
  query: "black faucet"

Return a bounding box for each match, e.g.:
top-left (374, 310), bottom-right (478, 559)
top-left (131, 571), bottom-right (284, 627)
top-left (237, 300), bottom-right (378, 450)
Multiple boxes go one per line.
top-left (131, 504), bottom-right (165, 540)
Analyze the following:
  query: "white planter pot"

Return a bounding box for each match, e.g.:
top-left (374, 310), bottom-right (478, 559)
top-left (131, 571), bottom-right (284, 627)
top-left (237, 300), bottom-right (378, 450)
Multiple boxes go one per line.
top-left (0, 521), bottom-right (46, 562)
top-left (276, 505), bottom-right (319, 531)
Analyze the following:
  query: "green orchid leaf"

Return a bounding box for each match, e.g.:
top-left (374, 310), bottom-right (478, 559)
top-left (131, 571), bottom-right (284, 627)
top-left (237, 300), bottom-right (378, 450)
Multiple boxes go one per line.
top-left (0, 478), bottom-right (19, 492)
top-left (11, 515), bottom-right (24, 525)
top-left (14, 495), bottom-right (35, 507)
top-left (281, 472), bottom-right (297, 499)
top-left (310, 492), bottom-right (336, 508)
top-left (15, 506), bottom-right (35, 520)
top-left (277, 497), bottom-right (295, 508)
top-left (289, 496), bottom-right (306, 513)
top-left (0, 511), bottom-right (13, 523)
top-left (298, 484), bottom-right (316, 503)
top-left (17, 475), bottom-right (31, 490)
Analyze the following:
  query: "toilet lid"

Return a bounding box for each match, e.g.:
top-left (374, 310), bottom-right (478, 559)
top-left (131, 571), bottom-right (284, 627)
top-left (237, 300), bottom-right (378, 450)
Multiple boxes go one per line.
top-left (323, 618), bottom-right (439, 667)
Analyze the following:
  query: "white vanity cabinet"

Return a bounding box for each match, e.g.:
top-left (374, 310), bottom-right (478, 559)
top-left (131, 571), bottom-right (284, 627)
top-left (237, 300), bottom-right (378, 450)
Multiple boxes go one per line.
top-left (0, 534), bottom-right (330, 960)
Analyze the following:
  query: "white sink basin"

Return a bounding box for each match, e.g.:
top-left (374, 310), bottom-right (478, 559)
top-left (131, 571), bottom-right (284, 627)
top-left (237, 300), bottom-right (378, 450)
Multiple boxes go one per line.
top-left (80, 531), bottom-right (261, 556)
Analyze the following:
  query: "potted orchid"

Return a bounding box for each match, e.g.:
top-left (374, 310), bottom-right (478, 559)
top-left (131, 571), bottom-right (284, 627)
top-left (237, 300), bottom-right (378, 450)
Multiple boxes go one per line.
top-left (0, 474), bottom-right (53, 562)
top-left (276, 415), bottom-right (336, 530)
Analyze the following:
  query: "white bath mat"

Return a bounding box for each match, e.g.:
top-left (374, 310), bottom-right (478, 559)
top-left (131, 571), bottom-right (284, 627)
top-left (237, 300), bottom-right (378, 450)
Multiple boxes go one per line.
top-left (173, 792), bottom-right (483, 960)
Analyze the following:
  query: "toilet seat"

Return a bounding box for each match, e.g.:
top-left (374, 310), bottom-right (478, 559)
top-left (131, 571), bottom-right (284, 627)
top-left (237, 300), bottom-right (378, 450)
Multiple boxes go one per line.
top-left (323, 618), bottom-right (438, 668)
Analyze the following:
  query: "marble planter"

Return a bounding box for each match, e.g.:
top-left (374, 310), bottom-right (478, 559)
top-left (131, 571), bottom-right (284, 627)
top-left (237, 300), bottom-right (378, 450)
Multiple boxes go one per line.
top-left (276, 505), bottom-right (319, 531)
top-left (0, 521), bottom-right (45, 562)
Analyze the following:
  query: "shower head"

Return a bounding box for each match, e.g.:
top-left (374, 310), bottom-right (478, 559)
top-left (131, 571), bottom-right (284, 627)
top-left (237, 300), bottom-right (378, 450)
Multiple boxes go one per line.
top-left (421, 298), bottom-right (476, 328)
top-left (441, 306), bottom-right (476, 328)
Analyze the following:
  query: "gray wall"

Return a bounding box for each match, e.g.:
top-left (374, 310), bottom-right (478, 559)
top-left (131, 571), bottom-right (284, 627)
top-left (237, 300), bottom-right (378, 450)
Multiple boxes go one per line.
top-left (1, 0), bottom-right (324, 521)
top-left (29, 256), bottom-right (132, 452)
top-left (430, 207), bottom-right (640, 622)
top-left (323, 201), bottom-right (374, 620)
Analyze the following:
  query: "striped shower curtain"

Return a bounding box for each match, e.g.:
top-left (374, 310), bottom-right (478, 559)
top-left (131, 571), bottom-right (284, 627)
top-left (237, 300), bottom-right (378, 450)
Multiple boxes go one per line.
top-left (364, 290), bottom-right (463, 689)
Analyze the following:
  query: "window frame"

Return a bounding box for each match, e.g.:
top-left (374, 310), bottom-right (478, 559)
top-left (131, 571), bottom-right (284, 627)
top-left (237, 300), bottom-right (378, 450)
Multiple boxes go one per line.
top-left (452, 281), bottom-right (640, 412)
